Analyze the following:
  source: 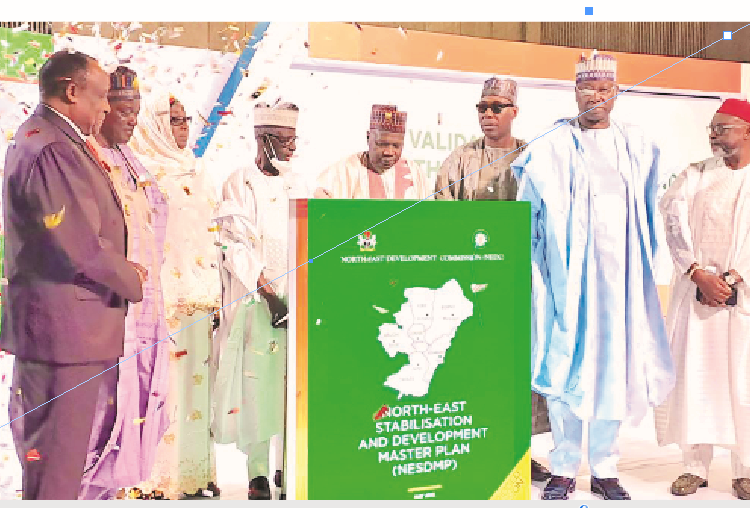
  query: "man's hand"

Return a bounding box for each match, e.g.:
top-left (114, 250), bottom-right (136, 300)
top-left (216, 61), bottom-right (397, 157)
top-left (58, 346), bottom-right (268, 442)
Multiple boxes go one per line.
top-left (728, 269), bottom-right (744, 284)
top-left (313, 187), bottom-right (332, 199)
top-left (131, 262), bottom-right (148, 285)
top-left (257, 273), bottom-right (274, 296)
top-left (693, 269), bottom-right (732, 306)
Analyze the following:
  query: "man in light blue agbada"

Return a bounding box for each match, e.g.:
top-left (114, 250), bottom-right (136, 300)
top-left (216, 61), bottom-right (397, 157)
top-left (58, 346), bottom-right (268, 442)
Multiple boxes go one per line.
top-left (512, 51), bottom-right (675, 500)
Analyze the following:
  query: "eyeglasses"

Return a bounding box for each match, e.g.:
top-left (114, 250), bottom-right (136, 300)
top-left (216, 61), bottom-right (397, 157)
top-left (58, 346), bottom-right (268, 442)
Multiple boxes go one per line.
top-left (265, 133), bottom-right (298, 147)
top-left (576, 85), bottom-right (617, 98)
top-left (170, 116), bottom-right (192, 126)
top-left (476, 102), bottom-right (514, 114)
top-left (707, 124), bottom-right (745, 136)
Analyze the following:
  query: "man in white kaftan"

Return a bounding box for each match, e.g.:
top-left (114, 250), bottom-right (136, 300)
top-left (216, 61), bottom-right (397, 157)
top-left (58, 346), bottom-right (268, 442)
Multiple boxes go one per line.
top-left (211, 102), bottom-right (308, 500)
top-left (656, 99), bottom-right (750, 500)
top-left (512, 51), bottom-right (675, 500)
top-left (314, 104), bottom-right (430, 200)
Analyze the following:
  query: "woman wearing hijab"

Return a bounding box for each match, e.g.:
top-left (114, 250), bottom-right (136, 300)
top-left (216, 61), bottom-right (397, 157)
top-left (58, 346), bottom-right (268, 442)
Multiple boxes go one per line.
top-left (128, 91), bottom-right (221, 500)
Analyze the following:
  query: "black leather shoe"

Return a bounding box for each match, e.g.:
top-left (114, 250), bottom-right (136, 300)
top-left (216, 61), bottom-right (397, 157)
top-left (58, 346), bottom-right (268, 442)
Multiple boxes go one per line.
top-left (249, 476), bottom-right (271, 500)
top-left (532, 459), bottom-right (552, 482)
top-left (542, 475), bottom-right (576, 500)
top-left (183, 482), bottom-right (220, 499)
top-left (206, 482), bottom-right (221, 498)
top-left (591, 477), bottom-right (631, 500)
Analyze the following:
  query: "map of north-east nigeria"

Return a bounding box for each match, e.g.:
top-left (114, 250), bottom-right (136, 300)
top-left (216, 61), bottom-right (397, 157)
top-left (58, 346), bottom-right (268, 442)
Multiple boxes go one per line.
top-left (377, 279), bottom-right (474, 398)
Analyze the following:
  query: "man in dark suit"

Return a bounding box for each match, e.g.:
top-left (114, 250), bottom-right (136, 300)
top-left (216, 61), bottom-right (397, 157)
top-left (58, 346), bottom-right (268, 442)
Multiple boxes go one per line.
top-left (1, 50), bottom-right (146, 500)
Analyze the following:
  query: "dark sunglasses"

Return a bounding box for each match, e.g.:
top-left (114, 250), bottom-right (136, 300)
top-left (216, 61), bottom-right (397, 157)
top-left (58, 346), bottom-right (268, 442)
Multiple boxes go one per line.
top-left (170, 116), bottom-right (192, 126)
top-left (476, 102), bottom-right (514, 114)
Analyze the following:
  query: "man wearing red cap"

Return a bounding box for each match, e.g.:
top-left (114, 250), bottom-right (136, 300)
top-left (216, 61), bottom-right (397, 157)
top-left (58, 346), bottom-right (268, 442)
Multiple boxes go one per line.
top-left (656, 98), bottom-right (750, 500)
top-left (314, 104), bottom-right (430, 199)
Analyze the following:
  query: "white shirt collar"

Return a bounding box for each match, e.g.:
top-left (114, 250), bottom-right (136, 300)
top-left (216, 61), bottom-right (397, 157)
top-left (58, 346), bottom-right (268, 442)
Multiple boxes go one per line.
top-left (44, 104), bottom-right (85, 141)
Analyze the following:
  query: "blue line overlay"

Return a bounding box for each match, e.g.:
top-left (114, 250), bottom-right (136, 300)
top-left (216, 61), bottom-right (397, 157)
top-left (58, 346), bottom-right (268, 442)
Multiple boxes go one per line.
top-left (192, 21), bottom-right (271, 158)
top-left (2, 25), bottom-right (747, 431)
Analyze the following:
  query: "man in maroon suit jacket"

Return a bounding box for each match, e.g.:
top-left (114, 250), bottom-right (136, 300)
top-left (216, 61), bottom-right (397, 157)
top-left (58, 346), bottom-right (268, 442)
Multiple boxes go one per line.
top-left (1, 51), bottom-right (146, 500)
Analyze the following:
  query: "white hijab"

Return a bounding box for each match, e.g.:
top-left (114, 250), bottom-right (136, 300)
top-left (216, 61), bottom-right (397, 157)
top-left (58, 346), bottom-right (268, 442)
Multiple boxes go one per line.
top-left (128, 90), bottom-right (197, 176)
top-left (128, 89), bottom-right (220, 314)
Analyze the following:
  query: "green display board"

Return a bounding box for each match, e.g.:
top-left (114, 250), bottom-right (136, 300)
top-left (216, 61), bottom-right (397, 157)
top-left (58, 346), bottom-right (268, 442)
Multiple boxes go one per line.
top-left (0, 27), bottom-right (53, 80)
top-left (302, 199), bottom-right (531, 500)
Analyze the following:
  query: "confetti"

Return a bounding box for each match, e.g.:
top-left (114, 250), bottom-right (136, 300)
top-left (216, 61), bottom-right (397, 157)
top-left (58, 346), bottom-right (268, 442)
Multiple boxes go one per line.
top-left (187, 410), bottom-right (202, 421)
top-left (251, 79), bottom-right (271, 99)
top-left (193, 374), bottom-right (203, 385)
top-left (398, 26), bottom-right (407, 38)
top-left (133, 417), bottom-right (146, 425)
top-left (208, 224), bottom-right (221, 233)
top-left (243, 371), bottom-right (256, 378)
top-left (373, 404), bottom-right (389, 421)
top-left (28, 41), bottom-right (41, 49)
top-left (438, 113), bottom-right (443, 125)
top-left (43, 206), bottom-right (65, 229)
top-left (108, 396), bottom-right (115, 405)
top-left (25, 449), bottom-right (41, 461)
top-left (437, 50), bottom-right (444, 61)
top-left (4, 130), bottom-right (13, 141)
top-left (269, 340), bottom-right (279, 354)
top-left (174, 349), bottom-right (188, 358)
top-left (228, 407), bottom-right (240, 415)
top-left (183, 186), bottom-right (191, 195)
top-left (217, 110), bottom-right (233, 116)
top-left (304, 41), bottom-right (310, 49)
top-left (163, 433), bottom-right (175, 445)
top-left (316, 319), bottom-right (321, 325)
top-left (171, 268), bottom-right (182, 279)
top-left (353, 22), bottom-right (363, 31)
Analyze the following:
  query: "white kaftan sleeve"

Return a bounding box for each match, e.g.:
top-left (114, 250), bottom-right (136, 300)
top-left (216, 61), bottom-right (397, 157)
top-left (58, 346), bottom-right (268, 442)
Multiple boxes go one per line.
top-left (645, 142), bottom-right (664, 260)
top-left (315, 158), bottom-right (351, 199)
top-left (214, 170), bottom-right (265, 295)
top-left (659, 164), bottom-right (699, 276)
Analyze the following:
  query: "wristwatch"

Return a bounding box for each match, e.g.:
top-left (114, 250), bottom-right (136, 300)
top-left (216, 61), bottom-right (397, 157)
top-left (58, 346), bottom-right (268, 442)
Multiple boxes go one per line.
top-left (723, 271), bottom-right (738, 286)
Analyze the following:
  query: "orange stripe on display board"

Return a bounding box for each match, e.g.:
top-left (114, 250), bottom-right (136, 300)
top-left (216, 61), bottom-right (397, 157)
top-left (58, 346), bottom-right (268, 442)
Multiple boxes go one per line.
top-left (307, 22), bottom-right (741, 94)
top-left (294, 199), bottom-right (309, 500)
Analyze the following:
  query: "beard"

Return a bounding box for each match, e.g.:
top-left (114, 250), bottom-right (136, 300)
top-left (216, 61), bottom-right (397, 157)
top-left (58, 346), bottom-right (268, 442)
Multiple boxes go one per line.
top-left (712, 144), bottom-right (739, 158)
